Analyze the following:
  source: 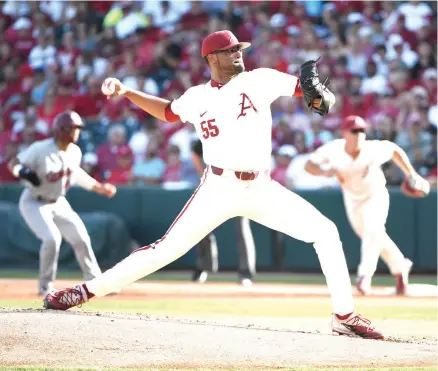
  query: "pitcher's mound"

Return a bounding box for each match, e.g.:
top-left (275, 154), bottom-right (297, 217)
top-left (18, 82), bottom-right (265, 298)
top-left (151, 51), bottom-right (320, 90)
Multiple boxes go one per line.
top-left (0, 309), bottom-right (436, 369)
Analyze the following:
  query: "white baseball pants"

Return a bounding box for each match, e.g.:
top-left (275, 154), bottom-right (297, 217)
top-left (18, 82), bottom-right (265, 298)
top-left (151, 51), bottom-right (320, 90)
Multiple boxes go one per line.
top-left (344, 189), bottom-right (406, 278)
top-left (87, 168), bottom-right (355, 315)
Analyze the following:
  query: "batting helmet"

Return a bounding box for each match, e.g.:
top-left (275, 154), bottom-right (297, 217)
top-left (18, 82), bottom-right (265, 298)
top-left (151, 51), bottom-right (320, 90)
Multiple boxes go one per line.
top-left (52, 110), bottom-right (84, 143)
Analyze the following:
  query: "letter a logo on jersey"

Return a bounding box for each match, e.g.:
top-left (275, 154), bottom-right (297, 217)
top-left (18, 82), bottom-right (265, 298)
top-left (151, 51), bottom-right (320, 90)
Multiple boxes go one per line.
top-left (237, 93), bottom-right (258, 119)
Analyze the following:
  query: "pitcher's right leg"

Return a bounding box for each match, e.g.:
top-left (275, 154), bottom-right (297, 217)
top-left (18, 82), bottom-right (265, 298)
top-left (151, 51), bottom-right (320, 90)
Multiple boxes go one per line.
top-left (44, 173), bottom-right (236, 310)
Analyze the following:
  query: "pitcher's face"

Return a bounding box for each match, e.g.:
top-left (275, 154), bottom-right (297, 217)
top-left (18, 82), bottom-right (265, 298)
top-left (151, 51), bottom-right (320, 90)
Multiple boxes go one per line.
top-left (209, 45), bottom-right (245, 74)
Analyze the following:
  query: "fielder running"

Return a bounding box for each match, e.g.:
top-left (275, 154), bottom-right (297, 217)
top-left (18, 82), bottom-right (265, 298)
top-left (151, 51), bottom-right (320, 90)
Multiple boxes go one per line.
top-left (305, 115), bottom-right (430, 295)
top-left (44, 30), bottom-right (383, 339)
top-left (8, 111), bottom-right (117, 295)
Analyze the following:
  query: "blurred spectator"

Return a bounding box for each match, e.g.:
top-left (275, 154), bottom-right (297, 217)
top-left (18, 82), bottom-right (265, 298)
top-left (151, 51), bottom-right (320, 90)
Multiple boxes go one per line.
top-left (397, 1), bottom-right (433, 32)
top-left (72, 76), bottom-right (106, 120)
top-left (30, 67), bottom-right (50, 105)
top-left (37, 86), bottom-right (68, 128)
top-left (386, 33), bottom-right (419, 69)
top-left (129, 119), bottom-right (161, 163)
top-left (57, 31), bottom-right (81, 73)
top-left (162, 144), bottom-right (183, 183)
top-left (103, 2), bottom-right (148, 40)
top-left (39, 1), bottom-right (77, 24)
top-left (143, 0), bottom-right (187, 33)
top-left (422, 68), bottom-right (437, 105)
top-left (97, 124), bottom-right (132, 173)
top-left (271, 145), bottom-right (297, 186)
top-left (161, 144), bottom-right (198, 188)
top-left (0, 141), bottom-right (19, 182)
top-left (0, 0), bottom-right (435, 192)
top-left (28, 29), bottom-right (56, 70)
top-left (371, 44), bottom-right (390, 77)
top-left (422, 126), bottom-right (437, 187)
top-left (346, 34), bottom-right (368, 76)
top-left (4, 17), bottom-right (35, 61)
top-left (104, 144), bottom-right (133, 185)
top-left (396, 109), bottom-right (433, 168)
top-left (13, 106), bottom-right (49, 139)
top-left (411, 41), bottom-right (437, 80)
top-left (306, 115), bottom-right (334, 149)
top-left (361, 60), bottom-right (388, 95)
top-left (132, 141), bottom-right (166, 185)
top-left (81, 152), bottom-right (103, 182)
top-left (168, 123), bottom-right (199, 162)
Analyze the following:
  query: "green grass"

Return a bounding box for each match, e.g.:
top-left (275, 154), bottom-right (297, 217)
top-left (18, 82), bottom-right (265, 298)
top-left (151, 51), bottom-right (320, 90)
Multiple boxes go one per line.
top-left (0, 269), bottom-right (436, 286)
top-left (1, 297), bottom-right (436, 321)
top-left (0, 368), bottom-right (435, 371)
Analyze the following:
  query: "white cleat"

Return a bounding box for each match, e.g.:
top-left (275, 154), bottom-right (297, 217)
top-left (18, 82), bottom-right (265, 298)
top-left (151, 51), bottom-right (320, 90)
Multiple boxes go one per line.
top-left (395, 258), bottom-right (413, 295)
top-left (192, 271), bottom-right (208, 284)
top-left (240, 278), bottom-right (253, 287)
top-left (356, 276), bottom-right (372, 295)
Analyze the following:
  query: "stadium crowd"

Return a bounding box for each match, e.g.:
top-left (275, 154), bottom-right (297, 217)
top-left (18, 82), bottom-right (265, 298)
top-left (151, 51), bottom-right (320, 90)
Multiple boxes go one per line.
top-left (0, 0), bottom-right (436, 190)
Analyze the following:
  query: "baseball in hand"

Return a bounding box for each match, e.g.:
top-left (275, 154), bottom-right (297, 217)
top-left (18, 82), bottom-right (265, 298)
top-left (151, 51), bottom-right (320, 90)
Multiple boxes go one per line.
top-left (101, 78), bottom-right (116, 96)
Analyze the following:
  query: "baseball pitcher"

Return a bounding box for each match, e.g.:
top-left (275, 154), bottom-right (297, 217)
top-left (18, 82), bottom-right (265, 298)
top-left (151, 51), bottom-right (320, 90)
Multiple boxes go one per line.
top-left (8, 111), bottom-right (117, 295)
top-left (305, 115), bottom-right (430, 295)
top-left (44, 31), bottom-right (383, 340)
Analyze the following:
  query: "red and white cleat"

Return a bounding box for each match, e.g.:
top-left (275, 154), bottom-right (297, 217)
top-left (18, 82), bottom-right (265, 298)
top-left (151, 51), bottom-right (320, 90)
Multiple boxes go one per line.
top-left (43, 285), bottom-right (89, 311)
top-left (332, 312), bottom-right (384, 340)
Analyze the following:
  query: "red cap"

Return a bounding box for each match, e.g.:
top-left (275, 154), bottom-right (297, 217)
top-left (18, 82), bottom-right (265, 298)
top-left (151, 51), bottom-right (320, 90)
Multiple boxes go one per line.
top-left (341, 115), bottom-right (368, 131)
top-left (117, 145), bottom-right (132, 157)
top-left (201, 30), bottom-right (251, 57)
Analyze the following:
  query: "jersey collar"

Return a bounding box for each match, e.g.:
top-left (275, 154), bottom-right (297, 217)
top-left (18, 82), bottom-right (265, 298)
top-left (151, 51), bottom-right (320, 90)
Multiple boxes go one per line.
top-left (210, 79), bottom-right (224, 89)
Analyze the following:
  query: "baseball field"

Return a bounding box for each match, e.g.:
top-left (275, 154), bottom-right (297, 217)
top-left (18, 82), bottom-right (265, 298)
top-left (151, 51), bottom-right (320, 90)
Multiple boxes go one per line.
top-left (0, 270), bottom-right (437, 371)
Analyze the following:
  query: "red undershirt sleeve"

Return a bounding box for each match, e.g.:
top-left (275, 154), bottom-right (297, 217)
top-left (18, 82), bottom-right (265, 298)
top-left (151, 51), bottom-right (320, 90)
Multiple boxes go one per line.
top-left (293, 80), bottom-right (303, 97)
top-left (164, 102), bottom-right (181, 123)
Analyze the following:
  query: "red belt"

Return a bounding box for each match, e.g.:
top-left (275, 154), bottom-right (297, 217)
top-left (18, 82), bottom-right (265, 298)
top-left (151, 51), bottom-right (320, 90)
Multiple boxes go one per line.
top-left (210, 165), bottom-right (262, 181)
top-left (37, 196), bottom-right (58, 204)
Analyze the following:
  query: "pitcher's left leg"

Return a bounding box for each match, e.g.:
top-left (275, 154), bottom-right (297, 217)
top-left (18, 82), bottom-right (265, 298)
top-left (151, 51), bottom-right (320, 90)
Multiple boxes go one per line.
top-left (246, 180), bottom-right (353, 315)
top-left (245, 179), bottom-right (383, 339)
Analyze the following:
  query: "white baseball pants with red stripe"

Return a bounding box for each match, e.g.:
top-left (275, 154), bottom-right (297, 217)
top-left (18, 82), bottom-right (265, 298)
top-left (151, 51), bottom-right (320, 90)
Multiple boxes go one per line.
top-left (87, 169), bottom-right (355, 315)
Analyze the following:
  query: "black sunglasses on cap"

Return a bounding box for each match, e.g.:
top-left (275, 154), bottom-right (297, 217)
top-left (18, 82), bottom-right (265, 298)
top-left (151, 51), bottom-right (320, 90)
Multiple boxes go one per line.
top-left (351, 128), bottom-right (366, 134)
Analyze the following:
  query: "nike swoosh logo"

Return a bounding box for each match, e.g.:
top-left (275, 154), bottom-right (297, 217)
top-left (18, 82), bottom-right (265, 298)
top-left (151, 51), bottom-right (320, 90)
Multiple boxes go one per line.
top-left (200, 111), bottom-right (207, 117)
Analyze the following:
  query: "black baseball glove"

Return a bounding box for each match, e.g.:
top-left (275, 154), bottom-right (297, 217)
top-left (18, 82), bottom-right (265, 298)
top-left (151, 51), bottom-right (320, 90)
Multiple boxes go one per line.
top-left (19, 167), bottom-right (41, 186)
top-left (299, 58), bottom-right (332, 116)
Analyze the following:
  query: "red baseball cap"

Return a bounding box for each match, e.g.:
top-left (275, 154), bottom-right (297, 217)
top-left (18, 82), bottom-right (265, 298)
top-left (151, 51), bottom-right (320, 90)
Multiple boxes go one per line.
top-left (341, 115), bottom-right (368, 131)
top-left (201, 30), bottom-right (251, 57)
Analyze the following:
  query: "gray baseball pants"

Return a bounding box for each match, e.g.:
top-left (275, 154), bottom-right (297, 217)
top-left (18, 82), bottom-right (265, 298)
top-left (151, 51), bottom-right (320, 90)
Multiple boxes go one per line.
top-left (18, 189), bottom-right (101, 293)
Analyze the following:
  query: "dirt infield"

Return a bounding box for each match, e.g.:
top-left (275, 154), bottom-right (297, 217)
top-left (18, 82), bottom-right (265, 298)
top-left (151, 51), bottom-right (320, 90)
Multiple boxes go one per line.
top-left (0, 278), bottom-right (437, 370)
top-left (1, 278), bottom-right (437, 300)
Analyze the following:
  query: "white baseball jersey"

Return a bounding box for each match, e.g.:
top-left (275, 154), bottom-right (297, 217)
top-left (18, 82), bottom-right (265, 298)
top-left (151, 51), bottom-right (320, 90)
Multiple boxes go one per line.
top-left (171, 68), bottom-right (299, 170)
top-left (17, 138), bottom-right (97, 200)
top-left (309, 139), bottom-right (397, 199)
